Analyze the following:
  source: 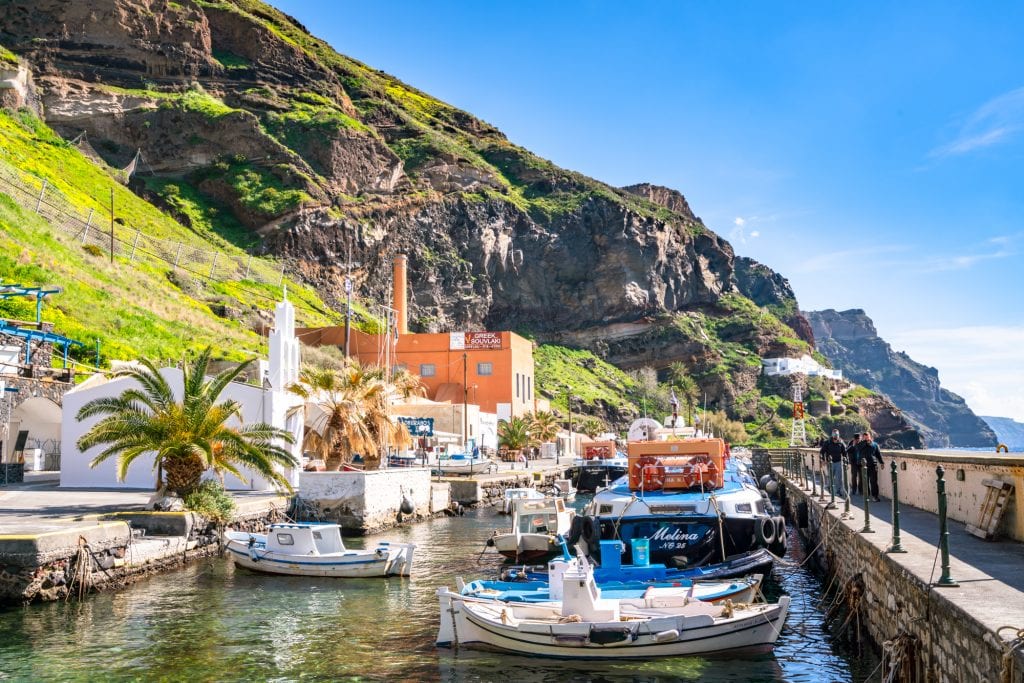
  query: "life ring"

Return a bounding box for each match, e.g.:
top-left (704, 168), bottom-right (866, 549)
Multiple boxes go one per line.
top-left (633, 456), bottom-right (666, 490)
top-left (997, 444), bottom-right (1009, 453)
top-left (755, 516), bottom-right (776, 546)
top-left (682, 454), bottom-right (718, 488)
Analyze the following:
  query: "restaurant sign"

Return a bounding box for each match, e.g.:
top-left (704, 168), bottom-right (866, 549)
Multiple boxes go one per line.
top-left (398, 417), bottom-right (434, 436)
top-left (449, 331), bottom-right (503, 350)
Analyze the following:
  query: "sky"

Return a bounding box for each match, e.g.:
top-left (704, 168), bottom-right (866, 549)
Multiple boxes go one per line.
top-left (271, 1), bottom-right (1024, 422)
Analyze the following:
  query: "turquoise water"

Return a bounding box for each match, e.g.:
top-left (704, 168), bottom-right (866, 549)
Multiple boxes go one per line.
top-left (0, 503), bottom-right (879, 682)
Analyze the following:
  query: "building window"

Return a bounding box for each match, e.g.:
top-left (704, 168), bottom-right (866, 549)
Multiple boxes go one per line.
top-left (527, 376), bottom-right (531, 400)
top-left (477, 362), bottom-right (493, 376)
top-left (420, 363), bottom-right (436, 378)
top-left (515, 372), bottom-right (520, 398)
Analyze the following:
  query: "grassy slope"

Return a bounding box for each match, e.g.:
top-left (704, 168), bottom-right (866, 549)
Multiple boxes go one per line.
top-left (0, 108), bottom-right (340, 367)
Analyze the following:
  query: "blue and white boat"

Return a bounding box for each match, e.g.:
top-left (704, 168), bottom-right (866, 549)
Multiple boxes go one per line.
top-left (224, 522), bottom-right (415, 578)
top-left (433, 451), bottom-right (496, 475)
top-left (577, 432), bottom-right (786, 569)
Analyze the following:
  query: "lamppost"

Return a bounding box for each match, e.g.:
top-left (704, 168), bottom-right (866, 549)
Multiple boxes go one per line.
top-left (563, 384), bottom-right (573, 462)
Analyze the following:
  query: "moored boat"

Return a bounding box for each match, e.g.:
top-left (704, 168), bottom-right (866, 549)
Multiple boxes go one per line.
top-left (566, 441), bottom-right (628, 492)
top-left (224, 522), bottom-right (415, 578)
top-left (436, 554), bottom-right (790, 659)
top-left (498, 487), bottom-right (545, 514)
top-left (488, 497), bottom-right (575, 563)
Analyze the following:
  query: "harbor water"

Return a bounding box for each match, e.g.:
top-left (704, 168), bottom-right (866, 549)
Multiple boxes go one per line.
top-left (0, 499), bottom-right (880, 682)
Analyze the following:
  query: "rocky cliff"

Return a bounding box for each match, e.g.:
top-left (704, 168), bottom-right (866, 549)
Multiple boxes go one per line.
top-left (980, 417), bottom-right (1024, 452)
top-left (806, 309), bottom-right (998, 448)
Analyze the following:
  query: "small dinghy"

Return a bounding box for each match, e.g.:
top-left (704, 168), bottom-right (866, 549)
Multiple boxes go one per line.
top-left (437, 554), bottom-right (789, 659)
top-left (224, 522), bottom-right (415, 578)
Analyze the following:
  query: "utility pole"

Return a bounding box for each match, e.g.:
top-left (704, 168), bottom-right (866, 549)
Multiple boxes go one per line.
top-left (343, 243), bottom-right (352, 357)
top-left (564, 384), bottom-right (573, 459)
top-left (109, 188), bottom-right (115, 264)
top-left (462, 352), bottom-right (468, 449)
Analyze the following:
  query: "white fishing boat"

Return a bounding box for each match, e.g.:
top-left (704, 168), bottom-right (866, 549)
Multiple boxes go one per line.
top-left (498, 487), bottom-right (545, 514)
top-left (489, 497), bottom-right (575, 563)
top-left (551, 477), bottom-right (577, 501)
top-left (224, 522), bottom-right (415, 578)
top-left (437, 554), bottom-right (789, 659)
top-left (433, 452), bottom-right (496, 475)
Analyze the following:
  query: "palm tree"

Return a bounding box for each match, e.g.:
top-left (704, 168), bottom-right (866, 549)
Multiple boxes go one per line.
top-left (289, 361), bottom-right (413, 470)
top-left (578, 416), bottom-right (606, 439)
top-left (527, 410), bottom-right (560, 444)
top-left (497, 416), bottom-right (535, 452)
top-left (76, 348), bottom-right (297, 496)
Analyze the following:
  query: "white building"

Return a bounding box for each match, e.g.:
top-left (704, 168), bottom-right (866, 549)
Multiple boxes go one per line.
top-left (60, 297), bottom-right (304, 490)
top-left (761, 354), bottom-right (842, 380)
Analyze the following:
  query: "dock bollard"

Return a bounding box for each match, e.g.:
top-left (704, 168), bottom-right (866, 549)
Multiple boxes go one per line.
top-left (802, 455), bottom-right (810, 490)
top-left (818, 457), bottom-right (830, 503)
top-left (935, 466), bottom-right (959, 586)
top-left (841, 455), bottom-right (852, 519)
top-left (860, 458), bottom-right (874, 533)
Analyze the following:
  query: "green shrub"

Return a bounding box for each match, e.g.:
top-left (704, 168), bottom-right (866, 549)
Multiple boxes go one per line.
top-left (183, 480), bottom-right (236, 524)
top-left (82, 243), bottom-right (105, 258)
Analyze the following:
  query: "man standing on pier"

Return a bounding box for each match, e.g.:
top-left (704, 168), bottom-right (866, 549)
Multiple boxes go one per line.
top-left (820, 430), bottom-right (848, 498)
top-left (857, 431), bottom-right (884, 502)
top-left (848, 433), bottom-right (862, 496)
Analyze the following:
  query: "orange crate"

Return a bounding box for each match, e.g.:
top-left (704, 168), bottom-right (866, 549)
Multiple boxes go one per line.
top-left (626, 439), bottom-right (726, 491)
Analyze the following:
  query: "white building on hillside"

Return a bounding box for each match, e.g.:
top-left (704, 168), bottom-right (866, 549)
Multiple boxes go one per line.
top-left (60, 297), bottom-right (304, 490)
top-left (762, 354), bottom-right (842, 380)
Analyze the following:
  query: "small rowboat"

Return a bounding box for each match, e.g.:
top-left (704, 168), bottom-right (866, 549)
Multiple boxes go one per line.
top-left (224, 522), bottom-right (415, 578)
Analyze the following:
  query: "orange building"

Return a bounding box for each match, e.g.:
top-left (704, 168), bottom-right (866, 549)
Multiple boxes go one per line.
top-left (296, 256), bottom-right (541, 420)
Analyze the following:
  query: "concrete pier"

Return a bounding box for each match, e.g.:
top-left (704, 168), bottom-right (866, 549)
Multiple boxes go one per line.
top-left (774, 449), bottom-right (1024, 682)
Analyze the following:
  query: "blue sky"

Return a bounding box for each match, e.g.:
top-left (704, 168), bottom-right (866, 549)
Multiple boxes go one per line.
top-left (271, 1), bottom-right (1024, 422)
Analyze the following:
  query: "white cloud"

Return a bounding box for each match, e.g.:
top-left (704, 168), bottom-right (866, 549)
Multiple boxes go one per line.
top-left (930, 86), bottom-right (1024, 158)
top-left (793, 233), bottom-right (1019, 275)
top-left (750, 230), bottom-right (760, 238)
top-left (733, 217), bottom-right (746, 227)
top-left (887, 325), bottom-right (1024, 422)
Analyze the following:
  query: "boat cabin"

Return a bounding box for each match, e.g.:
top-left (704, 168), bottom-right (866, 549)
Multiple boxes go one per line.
top-left (265, 523), bottom-right (346, 555)
top-left (513, 497), bottom-right (572, 536)
top-left (626, 438), bottom-right (728, 492)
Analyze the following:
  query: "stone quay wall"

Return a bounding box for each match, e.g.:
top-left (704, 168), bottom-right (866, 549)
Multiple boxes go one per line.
top-left (779, 474), bottom-right (1024, 683)
top-left (298, 468), bottom-right (439, 534)
top-left (0, 503), bottom-right (285, 605)
top-left (446, 469), bottom-right (563, 507)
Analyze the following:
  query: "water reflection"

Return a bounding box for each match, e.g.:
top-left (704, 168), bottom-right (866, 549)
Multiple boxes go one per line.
top-left (0, 500), bottom-right (876, 682)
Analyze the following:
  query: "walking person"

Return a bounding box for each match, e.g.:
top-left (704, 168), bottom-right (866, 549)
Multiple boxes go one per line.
top-left (819, 429), bottom-right (848, 498)
top-left (857, 431), bottom-right (884, 501)
top-left (847, 433), bottom-right (862, 496)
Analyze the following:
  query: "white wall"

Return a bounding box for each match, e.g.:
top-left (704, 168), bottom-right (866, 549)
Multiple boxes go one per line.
top-left (299, 469), bottom-right (433, 531)
top-left (61, 367), bottom-right (302, 491)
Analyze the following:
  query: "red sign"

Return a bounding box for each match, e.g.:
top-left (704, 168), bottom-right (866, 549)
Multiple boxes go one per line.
top-left (793, 402), bottom-right (805, 419)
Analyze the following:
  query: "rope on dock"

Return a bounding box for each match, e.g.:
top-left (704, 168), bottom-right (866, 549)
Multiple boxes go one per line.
top-left (998, 625), bottom-right (1024, 683)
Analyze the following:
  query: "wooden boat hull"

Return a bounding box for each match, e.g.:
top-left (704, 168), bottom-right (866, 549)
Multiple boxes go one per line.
top-left (437, 589), bottom-right (790, 659)
top-left (492, 532), bottom-right (561, 563)
top-left (224, 535), bottom-right (415, 578)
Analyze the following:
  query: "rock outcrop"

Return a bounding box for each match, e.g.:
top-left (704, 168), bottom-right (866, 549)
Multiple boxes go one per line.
top-left (806, 309), bottom-right (998, 448)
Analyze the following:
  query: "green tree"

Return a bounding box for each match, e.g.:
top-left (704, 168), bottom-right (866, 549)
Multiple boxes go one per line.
top-left (578, 416), bottom-right (606, 439)
top-left (668, 361), bottom-right (700, 425)
top-left (76, 348), bottom-right (297, 496)
top-left (526, 410), bottom-right (560, 443)
top-left (498, 416), bottom-right (536, 451)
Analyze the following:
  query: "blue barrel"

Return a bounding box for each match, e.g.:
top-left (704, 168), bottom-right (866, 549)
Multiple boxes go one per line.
top-left (631, 538), bottom-right (650, 567)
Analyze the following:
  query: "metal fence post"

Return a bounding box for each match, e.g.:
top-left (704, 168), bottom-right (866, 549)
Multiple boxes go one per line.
top-left (209, 252), bottom-right (219, 278)
top-left (887, 461), bottom-right (906, 553)
top-left (935, 466), bottom-right (958, 586)
top-left (860, 458), bottom-right (874, 533)
top-left (841, 455), bottom-right (852, 519)
top-left (129, 230), bottom-right (141, 261)
top-left (82, 209), bottom-right (94, 243)
top-left (244, 255), bottom-right (252, 280)
top-left (173, 242), bottom-right (183, 269)
top-left (34, 180), bottom-right (47, 213)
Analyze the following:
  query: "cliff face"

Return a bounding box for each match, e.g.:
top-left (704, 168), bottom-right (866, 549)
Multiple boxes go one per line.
top-left (981, 417), bottom-right (1024, 452)
top-left (0, 0), bottom-right (811, 367)
top-left (806, 309), bottom-right (998, 448)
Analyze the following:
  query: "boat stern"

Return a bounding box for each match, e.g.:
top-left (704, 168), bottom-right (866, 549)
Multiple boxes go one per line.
top-left (380, 541), bottom-right (417, 577)
top-left (436, 587), bottom-right (458, 647)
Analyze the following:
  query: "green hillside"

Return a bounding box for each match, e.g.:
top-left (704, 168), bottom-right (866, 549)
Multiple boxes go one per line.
top-left (0, 107), bottom-right (341, 369)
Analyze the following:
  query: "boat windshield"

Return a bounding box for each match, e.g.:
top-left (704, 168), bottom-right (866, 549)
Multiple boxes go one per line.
top-left (519, 513), bottom-right (557, 534)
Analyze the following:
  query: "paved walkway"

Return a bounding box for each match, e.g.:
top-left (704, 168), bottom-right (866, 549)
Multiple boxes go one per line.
top-left (789, 473), bottom-right (1024, 639)
top-left (0, 476), bottom-right (285, 536)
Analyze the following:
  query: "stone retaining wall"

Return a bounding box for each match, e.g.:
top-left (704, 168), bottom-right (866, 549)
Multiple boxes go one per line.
top-left (0, 503), bottom-right (284, 605)
top-left (298, 469), bottom-right (437, 534)
top-left (780, 476), bottom-right (1024, 683)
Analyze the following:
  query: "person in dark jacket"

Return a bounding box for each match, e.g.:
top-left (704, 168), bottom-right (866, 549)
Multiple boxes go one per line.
top-left (819, 430), bottom-right (848, 498)
top-left (856, 431), bottom-right (884, 501)
top-left (848, 433), bottom-right (862, 495)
